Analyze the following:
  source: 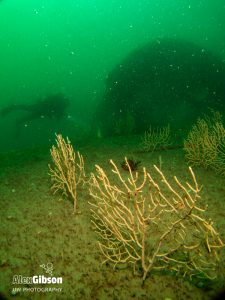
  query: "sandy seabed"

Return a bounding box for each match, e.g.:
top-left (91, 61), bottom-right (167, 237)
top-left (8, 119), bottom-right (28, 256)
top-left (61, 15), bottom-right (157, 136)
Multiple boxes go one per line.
top-left (0, 135), bottom-right (225, 300)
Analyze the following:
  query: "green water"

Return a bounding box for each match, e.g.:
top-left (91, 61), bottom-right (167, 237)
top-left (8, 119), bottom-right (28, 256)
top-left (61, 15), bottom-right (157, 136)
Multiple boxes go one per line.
top-left (0, 0), bottom-right (225, 150)
top-left (0, 2), bottom-right (225, 299)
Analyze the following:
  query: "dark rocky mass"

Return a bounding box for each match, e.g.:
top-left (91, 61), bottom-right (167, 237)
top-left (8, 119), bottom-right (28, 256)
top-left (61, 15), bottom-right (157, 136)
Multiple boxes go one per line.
top-left (96, 38), bottom-right (225, 137)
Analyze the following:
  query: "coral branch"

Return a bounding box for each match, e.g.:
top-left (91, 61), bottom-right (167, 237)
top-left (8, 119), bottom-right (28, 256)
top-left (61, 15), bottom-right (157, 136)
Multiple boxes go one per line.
top-left (184, 111), bottom-right (225, 175)
top-left (141, 124), bottom-right (172, 152)
top-left (49, 134), bottom-right (85, 213)
top-left (89, 160), bottom-right (224, 283)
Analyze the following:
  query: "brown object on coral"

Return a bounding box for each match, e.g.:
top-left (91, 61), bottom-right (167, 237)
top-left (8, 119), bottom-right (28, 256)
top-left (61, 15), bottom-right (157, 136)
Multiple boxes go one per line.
top-left (121, 157), bottom-right (141, 171)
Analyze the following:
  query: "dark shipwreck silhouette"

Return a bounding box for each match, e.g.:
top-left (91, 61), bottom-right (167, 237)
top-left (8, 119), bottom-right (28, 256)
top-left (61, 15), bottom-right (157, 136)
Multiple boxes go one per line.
top-left (96, 38), bottom-right (225, 137)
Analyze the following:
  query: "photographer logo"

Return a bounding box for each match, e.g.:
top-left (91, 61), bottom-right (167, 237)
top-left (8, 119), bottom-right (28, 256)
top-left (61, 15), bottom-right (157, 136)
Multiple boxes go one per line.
top-left (11, 263), bottom-right (62, 295)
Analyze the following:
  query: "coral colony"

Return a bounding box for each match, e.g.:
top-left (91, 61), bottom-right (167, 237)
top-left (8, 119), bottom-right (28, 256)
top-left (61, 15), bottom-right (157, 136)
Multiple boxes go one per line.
top-left (49, 133), bottom-right (224, 285)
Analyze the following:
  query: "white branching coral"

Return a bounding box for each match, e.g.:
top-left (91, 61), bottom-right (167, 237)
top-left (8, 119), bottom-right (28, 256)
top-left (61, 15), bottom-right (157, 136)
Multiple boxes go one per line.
top-left (49, 134), bottom-right (86, 213)
top-left (89, 159), bottom-right (224, 283)
top-left (141, 124), bottom-right (172, 152)
top-left (184, 111), bottom-right (225, 173)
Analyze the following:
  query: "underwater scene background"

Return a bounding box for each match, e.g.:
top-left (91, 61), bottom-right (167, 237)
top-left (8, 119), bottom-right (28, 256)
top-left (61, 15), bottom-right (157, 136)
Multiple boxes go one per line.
top-left (0, 0), bottom-right (225, 299)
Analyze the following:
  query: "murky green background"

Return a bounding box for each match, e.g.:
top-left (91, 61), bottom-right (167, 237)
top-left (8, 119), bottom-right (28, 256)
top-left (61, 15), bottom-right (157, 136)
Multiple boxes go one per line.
top-left (0, 0), bottom-right (225, 150)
